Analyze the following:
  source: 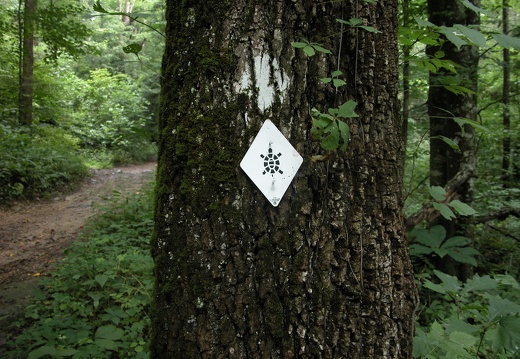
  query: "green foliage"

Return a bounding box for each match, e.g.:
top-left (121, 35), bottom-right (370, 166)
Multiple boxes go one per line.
top-left (0, 124), bottom-right (88, 201)
top-left (336, 18), bottom-right (379, 33)
top-left (38, 0), bottom-right (95, 62)
top-left (93, 0), bottom-right (165, 40)
top-left (310, 103), bottom-right (354, 152)
top-left (8, 181), bottom-right (155, 358)
top-left (414, 271), bottom-right (520, 358)
top-left (410, 225), bottom-right (481, 266)
top-left (427, 186), bottom-right (477, 221)
top-left (67, 68), bottom-right (152, 161)
top-left (291, 40), bottom-right (331, 57)
top-left (291, 39), bottom-right (359, 153)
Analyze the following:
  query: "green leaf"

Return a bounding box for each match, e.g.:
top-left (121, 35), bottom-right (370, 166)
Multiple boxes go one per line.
top-left (123, 43), bottom-right (142, 56)
top-left (311, 44), bottom-right (332, 54)
top-left (57, 348), bottom-right (78, 356)
top-left (494, 274), bottom-right (520, 289)
top-left (320, 124), bottom-right (340, 151)
top-left (488, 295), bottom-right (520, 320)
top-left (346, 18), bottom-right (363, 26)
top-left (331, 70), bottom-right (343, 77)
top-left (433, 202), bottom-right (457, 220)
top-left (320, 77), bottom-right (332, 84)
top-left (95, 274), bottom-right (109, 288)
top-left (432, 135), bottom-right (460, 151)
top-left (424, 280), bottom-right (447, 294)
top-left (463, 274), bottom-right (498, 294)
top-left (333, 78), bottom-right (347, 88)
top-left (429, 185), bottom-right (447, 201)
top-left (93, 0), bottom-right (108, 14)
top-left (409, 244), bottom-right (433, 256)
top-left (447, 246), bottom-right (479, 266)
top-left (414, 17), bottom-right (436, 28)
top-left (445, 317), bottom-right (479, 335)
top-left (434, 270), bottom-right (461, 293)
top-left (449, 331), bottom-right (477, 348)
top-left (359, 25), bottom-right (379, 33)
top-left (28, 346), bottom-right (58, 359)
top-left (303, 46), bottom-right (316, 57)
top-left (460, 0), bottom-right (494, 17)
top-left (453, 24), bottom-right (487, 47)
top-left (453, 117), bottom-right (489, 133)
top-left (493, 316), bottom-right (520, 352)
top-left (439, 26), bottom-right (467, 49)
top-left (88, 292), bottom-right (104, 308)
top-left (448, 200), bottom-right (477, 216)
top-left (337, 100), bottom-right (358, 118)
top-left (337, 120), bottom-right (350, 151)
top-left (291, 41), bottom-right (308, 48)
top-left (442, 236), bottom-right (470, 249)
top-left (445, 84), bottom-right (477, 95)
top-left (410, 225), bottom-right (446, 248)
top-left (95, 338), bottom-right (119, 350)
top-left (492, 33), bottom-right (520, 51)
top-left (95, 324), bottom-right (124, 341)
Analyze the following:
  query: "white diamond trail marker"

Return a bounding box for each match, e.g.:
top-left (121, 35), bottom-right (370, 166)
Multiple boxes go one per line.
top-left (240, 120), bottom-right (303, 207)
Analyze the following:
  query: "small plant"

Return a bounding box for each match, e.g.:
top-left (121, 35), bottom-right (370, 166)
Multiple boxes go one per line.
top-left (7, 180), bottom-right (155, 358)
top-left (409, 225), bottom-right (480, 266)
top-left (413, 271), bottom-right (520, 358)
top-left (0, 124), bottom-right (88, 201)
top-left (428, 185), bottom-right (477, 221)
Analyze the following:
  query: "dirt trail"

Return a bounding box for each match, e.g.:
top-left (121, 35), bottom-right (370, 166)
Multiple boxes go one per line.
top-left (0, 162), bottom-right (156, 348)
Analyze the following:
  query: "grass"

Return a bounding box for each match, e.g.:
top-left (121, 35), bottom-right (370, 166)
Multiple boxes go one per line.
top-left (6, 179), bottom-right (155, 358)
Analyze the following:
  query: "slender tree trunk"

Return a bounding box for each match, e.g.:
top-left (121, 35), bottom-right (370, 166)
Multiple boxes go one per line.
top-left (119, 0), bottom-right (135, 25)
top-left (151, 0), bottom-right (417, 357)
top-left (18, 0), bottom-right (36, 126)
top-left (427, 0), bottom-right (479, 278)
top-left (401, 0), bottom-right (411, 161)
top-left (502, 0), bottom-right (511, 186)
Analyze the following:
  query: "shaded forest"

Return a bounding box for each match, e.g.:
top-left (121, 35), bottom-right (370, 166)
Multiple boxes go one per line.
top-left (0, 0), bottom-right (519, 357)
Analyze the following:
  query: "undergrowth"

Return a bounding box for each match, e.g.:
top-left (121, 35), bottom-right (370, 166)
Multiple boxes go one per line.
top-left (0, 124), bottom-right (89, 202)
top-left (7, 180), bottom-right (155, 358)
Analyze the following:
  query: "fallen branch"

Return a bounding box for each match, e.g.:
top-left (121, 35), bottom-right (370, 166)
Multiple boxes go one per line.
top-left (473, 207), bottom-right (520, 224)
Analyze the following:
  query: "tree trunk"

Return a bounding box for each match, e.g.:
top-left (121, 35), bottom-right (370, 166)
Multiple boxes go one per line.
top-left (119, 0), bottom-right (135, 26)
top-left (151, 1), bottom-right (417, 357)
top-left (502, 0), bottom-right (512, 186)
top-left (401, 0), bottom-right (411, 164)
top-left (426, 0), bottom-right (479, 278)
top-left (18, 0), bottom-right (36, 126)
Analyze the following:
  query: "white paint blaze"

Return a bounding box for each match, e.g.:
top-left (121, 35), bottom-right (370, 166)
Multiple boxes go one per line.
top-left (235, 53), bottom-right (289, 113)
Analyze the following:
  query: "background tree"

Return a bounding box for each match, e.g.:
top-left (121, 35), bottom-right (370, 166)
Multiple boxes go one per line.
top-left (151, 0), bottom-right (417, 357)
top-left (18, 0), bottom-right (37, 126)
top-left (422, 0), bottom-right (480, 277)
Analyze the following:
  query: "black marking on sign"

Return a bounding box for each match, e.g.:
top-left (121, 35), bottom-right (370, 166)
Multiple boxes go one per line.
top-left (260, 145), bottom-right (283, 175)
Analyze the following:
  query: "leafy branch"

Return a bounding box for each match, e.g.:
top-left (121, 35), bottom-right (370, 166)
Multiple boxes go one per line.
top-left (93, 1), bottom-right (165, 58)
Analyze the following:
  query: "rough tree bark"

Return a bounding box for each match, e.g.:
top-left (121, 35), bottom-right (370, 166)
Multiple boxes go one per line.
top-left (151, 0), bottom-right (417, 357)
top-left (426, 0), bottom-right (479, 277)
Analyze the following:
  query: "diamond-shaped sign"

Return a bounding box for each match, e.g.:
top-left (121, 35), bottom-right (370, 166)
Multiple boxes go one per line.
top-left (240, 120), bottom-right (303, 206)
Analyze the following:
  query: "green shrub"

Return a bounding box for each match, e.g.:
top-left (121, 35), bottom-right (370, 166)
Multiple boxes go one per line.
top-left (414, 271), bottom-right (520, 358)
top-left (0, 124), bottom-right (88, 202)
top-left (67, 69), bottom-right (152, 156)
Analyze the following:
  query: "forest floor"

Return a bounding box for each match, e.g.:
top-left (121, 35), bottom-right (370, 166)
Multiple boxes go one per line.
top-left (0, 162), bottom-right (156, 350)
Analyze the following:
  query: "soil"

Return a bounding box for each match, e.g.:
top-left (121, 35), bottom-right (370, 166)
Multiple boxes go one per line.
top-left (0, 162), bottom-right (156, 352)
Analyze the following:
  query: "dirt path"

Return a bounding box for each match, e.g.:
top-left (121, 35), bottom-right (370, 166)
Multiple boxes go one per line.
top-left (0, 162), bottom-right (156, 347)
